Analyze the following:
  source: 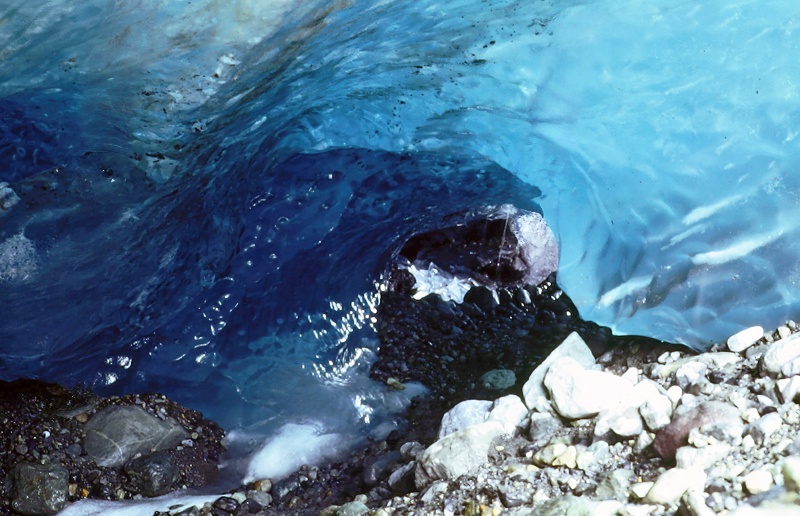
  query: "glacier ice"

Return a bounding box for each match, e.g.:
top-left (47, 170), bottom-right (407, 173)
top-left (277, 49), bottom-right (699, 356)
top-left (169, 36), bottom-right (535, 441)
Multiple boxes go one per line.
top-left (1, 0), bottom-right (800, 485)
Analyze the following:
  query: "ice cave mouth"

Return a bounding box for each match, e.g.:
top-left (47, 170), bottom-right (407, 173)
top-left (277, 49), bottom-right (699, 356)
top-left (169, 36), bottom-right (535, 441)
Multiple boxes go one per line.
top-left (395, 206), bottom-right (559, 299)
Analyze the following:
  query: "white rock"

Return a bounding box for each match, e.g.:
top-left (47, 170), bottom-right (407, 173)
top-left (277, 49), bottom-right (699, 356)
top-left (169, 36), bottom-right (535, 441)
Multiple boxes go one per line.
top-left (675, 443), bottom-right (731, 471)
top-left (782, 456), bottom-right (800, 492)
top-left (746, 412), bottom-right (783, 445)
top-left (644, 467), bottom-right (707, 505)
top-left (522, 332), bottom-right (596, 413)
top-left (763, 334), bottom-right (800, 376)
top-left (438, 400), bottom-right (492, 438)
top-left (603, 406), bottom-right (644, 438)
top-left (743, 469), bottom-right (773, 494)
top-left (544, 357), bottom-right (635, 420)
top-left (415, 421), bottom-right (505, 489)
top-left (682, 489), bottom-right (716, 516)
top-left (727, 326), bottom-right (764, 353)
top-left (675, 361), bottom-right (708, 391)
top-left (621, 367), bottom-right (640, 384)
top-left (630, 482), bottom-right (654, 499)
top-left (486, 395), bottom-right (528, 434)
top-left (667, 385), bottom-right (683, 408)
top-left (784, 356), bottom-right (800, 377)
top-left (777, 376), bottom-right (800, 403)
top-left (640, 392), bottom-right (674, 432)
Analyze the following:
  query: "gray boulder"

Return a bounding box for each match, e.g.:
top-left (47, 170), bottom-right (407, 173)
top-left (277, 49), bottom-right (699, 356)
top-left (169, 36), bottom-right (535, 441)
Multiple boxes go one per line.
top-left (415, 421), bottom-right (505, 489)
top-left (11, 462), bottom-right (68, 516)
top-left (84, 404), bottom-right (189, 467)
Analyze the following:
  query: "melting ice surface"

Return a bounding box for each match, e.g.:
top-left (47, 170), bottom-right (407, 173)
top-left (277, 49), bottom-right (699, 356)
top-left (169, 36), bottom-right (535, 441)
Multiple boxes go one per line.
top-left (2, 0), bottom-right (800, 495)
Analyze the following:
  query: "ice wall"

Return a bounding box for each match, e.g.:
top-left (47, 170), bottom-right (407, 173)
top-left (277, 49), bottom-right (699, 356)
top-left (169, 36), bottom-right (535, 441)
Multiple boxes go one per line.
top-left (1, 0), bottom-right (800, 445)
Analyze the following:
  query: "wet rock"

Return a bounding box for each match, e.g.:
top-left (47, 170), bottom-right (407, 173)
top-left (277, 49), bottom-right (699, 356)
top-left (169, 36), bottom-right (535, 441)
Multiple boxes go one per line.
top-left (124, 450), bottom-right (179, 497)
top-left (84, 404), bottom-right (189, 467)
top-left (438, 399), bottom-right (492, 438)
top-left (415, 421), bottom-right (505, 489)
top-left (544, 356), bottom-right (634, 420)
top-left (11, 462), bottom-right (69, 516)
top-left (522, 332), bottom-right (596, 413)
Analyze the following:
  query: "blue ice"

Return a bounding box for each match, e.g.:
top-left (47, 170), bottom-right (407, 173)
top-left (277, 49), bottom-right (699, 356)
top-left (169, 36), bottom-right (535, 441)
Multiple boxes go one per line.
top-left (2, 0), bottom-right (800, 486)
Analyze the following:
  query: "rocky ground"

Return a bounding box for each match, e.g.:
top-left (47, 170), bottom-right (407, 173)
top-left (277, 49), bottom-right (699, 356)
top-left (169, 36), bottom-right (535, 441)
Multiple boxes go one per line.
top-left (0, 381), bottom-right (224, 515)
top-left (6, 289), bottom-right (800, 515)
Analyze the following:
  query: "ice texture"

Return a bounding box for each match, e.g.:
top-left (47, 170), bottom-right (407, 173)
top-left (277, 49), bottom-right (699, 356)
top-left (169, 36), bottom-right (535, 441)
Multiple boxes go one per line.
top-left (1, 0), bottom-right (799, 478)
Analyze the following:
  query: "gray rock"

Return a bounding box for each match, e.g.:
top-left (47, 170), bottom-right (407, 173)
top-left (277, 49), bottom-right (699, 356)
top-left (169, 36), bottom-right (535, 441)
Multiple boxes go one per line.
top-left (727, 326), bottom-right (763, 353)
top-left (387, 462), bottom-right (415, 495)
top-left (536, 495), bottom-right (623, 516)
top-left (544, 357), bottom-right (634, 419)
top-left (497, 477), bottom-right (535, 508)
top-left (640, 391), bottom-right (674, 431)
top-left (363, 451), bottom-right (402, 486)
top-left (522, 332), bottom-right (596, 413)
top-left (438, 399), bottom-right (492, 438)
top-left (675, 361), bottom-right (708, 392)
top-left (675, 443), bottom-right (731, 471)
top-left (11, 462), bottom-right (68, 516)
top-left (480, 369), bottom-right (517, 390)
top-left (595, 469), bottom-right (632, 501)
top-left (529, 412), bottom-right (563, 445)
top-left (653, 401), bottom-right (741, 459)
top-left (400, 441), bottom-right (425, 461)
top-left (337, 501), bottom-right (369, 516)
top-left (84, 404), bottom-right (189, 467)
top-left (415, 421), bottom-right (505, 489)
top-left (486, 395), bottom-right (528, 434)
top-left (124, 451), bottom-right (179, 497)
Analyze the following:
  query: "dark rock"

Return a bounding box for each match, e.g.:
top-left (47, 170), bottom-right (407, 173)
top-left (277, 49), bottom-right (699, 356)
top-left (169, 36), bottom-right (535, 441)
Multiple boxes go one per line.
top-left (212, 496), bottom-right (240, 512)
top-left (124, 450), bottom-right (179, 497)
top-left (387, 462), bottom-right (416, 494)
top-left (84, 404), bottom-right (189, 467)
top-left (11, 462), bottom-right (68, 516)
top-left (363, 451), bottom-right (402, 486)
top-left (464, 286), bottom-right (500, 312)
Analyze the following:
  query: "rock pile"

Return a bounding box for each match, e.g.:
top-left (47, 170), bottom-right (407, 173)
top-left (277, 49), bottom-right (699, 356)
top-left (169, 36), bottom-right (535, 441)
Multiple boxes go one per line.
top-left (312, 322), bottom-right (800, 515)
top-left (0, 381), bottom-right (224, 516)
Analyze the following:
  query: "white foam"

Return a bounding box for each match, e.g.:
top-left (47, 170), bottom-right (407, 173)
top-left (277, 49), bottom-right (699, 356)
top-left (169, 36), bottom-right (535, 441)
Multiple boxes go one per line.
top-left (57, 494), bottom-right (219, 516)
top-left (243, 423), bottom-right (347, 483)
